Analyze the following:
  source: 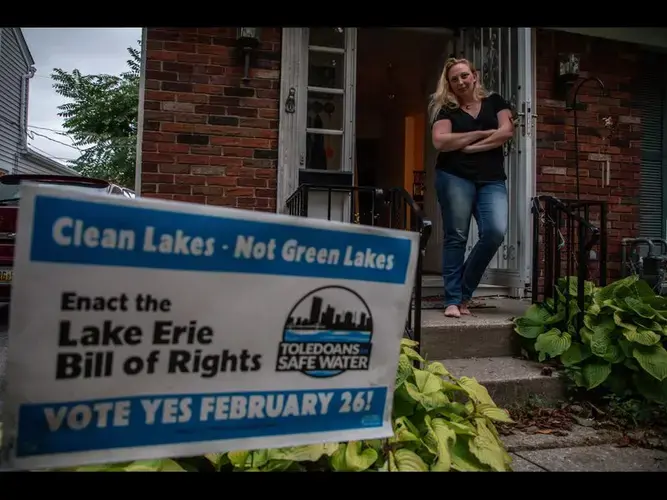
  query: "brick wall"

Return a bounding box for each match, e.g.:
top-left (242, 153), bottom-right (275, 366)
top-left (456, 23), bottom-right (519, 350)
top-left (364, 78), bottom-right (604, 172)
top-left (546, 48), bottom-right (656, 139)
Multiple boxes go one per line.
top-left (140, 27), bottom-right (281, 212)
top-left (535, 28), bottom-right (650, 281)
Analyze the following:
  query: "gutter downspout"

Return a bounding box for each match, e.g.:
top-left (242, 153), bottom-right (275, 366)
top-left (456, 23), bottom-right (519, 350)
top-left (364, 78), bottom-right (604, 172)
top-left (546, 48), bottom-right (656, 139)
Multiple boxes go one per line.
top-left (16, 65), bottom-right (37, 173)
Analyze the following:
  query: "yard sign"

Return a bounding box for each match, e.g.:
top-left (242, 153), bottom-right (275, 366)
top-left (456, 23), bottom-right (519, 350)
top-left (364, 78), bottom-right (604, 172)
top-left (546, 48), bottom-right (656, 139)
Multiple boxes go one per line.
top-left (0, 183), bottom-right (419, 470)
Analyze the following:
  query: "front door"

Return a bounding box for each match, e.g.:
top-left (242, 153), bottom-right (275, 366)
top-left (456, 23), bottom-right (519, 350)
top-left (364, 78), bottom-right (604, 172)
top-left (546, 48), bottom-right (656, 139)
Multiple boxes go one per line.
top-left (459, 27), bottom-right (534, 293)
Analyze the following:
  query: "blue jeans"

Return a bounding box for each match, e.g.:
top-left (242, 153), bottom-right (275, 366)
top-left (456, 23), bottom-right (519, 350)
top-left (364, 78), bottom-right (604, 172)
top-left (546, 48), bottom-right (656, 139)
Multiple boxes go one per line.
top-left (435, 170), bottom-right (508, 306)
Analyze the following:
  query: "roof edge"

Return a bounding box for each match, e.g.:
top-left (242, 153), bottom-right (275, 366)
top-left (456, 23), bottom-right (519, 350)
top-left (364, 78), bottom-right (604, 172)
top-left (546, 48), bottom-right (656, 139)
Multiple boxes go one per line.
top-left (23, 148), bottom-right (81, 176)
top-left (12, 28), bottom-right (35, 68)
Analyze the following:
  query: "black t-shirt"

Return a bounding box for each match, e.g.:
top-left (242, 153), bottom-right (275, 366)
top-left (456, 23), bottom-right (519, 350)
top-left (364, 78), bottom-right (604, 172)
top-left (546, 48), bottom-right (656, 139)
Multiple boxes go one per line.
top-left (433, 93), bottom-right (511, 182)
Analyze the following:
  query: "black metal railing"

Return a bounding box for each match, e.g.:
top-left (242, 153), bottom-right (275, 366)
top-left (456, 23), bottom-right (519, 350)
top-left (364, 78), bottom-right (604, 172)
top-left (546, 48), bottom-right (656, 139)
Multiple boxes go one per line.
top-left (531, 195), bottom-right (607, 331)
top-left (286, 183), bottom-right (432, 351)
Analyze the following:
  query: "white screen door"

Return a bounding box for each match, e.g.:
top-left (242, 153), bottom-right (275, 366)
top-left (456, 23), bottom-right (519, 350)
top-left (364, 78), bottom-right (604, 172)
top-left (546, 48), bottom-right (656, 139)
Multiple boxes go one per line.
top-left (458, 27), bottom-right (535, 293)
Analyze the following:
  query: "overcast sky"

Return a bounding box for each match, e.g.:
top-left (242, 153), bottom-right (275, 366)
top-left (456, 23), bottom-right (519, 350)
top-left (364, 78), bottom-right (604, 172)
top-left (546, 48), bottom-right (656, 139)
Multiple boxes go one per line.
top-left (22, 28), bottom-right (142, 165)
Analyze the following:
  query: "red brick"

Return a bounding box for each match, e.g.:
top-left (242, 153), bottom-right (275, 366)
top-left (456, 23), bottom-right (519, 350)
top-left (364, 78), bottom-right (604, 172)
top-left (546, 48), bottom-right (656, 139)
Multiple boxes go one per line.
top-left (534, 28), bottom-right (664, 284)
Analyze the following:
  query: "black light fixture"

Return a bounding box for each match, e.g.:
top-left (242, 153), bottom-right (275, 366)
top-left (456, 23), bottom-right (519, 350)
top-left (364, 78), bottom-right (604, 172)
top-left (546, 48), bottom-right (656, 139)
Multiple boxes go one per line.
top-left (237, 28), bottom-right (261, 82)
top-left (554, 52), bottom-right (580, 101)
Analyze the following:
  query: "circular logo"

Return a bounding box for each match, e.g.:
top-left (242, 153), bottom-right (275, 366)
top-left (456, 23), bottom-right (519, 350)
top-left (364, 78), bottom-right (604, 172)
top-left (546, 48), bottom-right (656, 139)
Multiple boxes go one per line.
top-left (277, 285), bottom-right (374, 378)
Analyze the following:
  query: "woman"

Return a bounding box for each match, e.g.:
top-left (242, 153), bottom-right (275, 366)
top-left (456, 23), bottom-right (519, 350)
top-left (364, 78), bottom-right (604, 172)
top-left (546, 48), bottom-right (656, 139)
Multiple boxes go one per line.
top-left (428, 58), bottom-right (515, 318)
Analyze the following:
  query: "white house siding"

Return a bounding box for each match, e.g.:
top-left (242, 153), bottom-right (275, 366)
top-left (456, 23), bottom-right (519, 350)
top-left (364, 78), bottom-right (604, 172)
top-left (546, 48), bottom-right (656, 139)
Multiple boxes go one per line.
top-left (0, 28), bottom-right (79, 176)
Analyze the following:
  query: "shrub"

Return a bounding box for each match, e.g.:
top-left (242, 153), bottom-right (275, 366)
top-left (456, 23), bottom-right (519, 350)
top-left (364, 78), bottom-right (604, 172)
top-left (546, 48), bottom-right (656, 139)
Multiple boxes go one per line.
top-left (513, 275), bottom-right (667, 404)
top-left (52, 339), bottom-right (514, 472)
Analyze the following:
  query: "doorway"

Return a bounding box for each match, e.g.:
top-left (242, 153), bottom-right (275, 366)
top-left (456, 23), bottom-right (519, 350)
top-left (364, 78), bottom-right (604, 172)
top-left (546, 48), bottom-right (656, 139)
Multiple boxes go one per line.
top-left (277, 27), bottom-right (535, 295)
top-left (354, 28), bottom-right (452, 231)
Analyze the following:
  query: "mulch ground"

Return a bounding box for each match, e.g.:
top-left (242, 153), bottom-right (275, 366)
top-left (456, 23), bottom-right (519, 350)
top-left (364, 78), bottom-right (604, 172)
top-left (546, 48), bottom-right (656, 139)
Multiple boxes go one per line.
top-left (496, 400), bottom-right (667, 451)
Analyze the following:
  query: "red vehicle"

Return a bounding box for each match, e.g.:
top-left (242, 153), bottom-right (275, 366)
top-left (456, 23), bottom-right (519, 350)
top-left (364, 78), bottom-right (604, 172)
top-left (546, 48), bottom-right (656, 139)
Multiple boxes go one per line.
top-left (0, 174), bottom-right (132, 304)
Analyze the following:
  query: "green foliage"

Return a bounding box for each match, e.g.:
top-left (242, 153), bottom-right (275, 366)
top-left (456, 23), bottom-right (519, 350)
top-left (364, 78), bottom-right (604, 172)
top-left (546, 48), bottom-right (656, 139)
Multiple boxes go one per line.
top-left (59, 339), bottom-right (513, 472)
top-left (514, 275), bottom-right (667, 403)
top-left (51, 42), bottom-right (141, 187)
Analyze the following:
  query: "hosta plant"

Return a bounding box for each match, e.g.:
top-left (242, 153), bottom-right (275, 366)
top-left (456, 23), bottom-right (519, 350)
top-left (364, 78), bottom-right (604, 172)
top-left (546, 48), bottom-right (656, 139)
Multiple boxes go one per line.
top-left (514, 275), bottom-right (667, 403)
top-left (49, 339), bottom-right (514, 472)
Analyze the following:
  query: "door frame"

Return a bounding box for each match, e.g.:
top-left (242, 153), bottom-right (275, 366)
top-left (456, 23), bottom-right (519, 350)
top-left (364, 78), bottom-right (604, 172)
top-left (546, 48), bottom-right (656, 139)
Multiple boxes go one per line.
top-left (276, 28), bottom-right (305, 213)
top-left (276, 28), bottom-right (357, 214)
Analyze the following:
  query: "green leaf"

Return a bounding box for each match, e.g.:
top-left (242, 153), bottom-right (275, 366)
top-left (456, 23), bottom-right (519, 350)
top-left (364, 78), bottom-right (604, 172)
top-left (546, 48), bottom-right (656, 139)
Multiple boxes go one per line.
top-left (395, 354), bottom-right (413, 387)
top-left (268, 443), bottom-right (339, 462)
top-left (422, 416), bottom-right (457, 471)
top-left (124, 459), bottom-right (187, 472)
top-left (622, 327), bottom-right (661, 346)
top-left (560, 342), bottom-right (592, 366)
top-left (587, 303), bottom-right (602, 316)
top-left (404, 382), bottom-right (450, 411)
top-left (580, 326), bottom-right (595, 346)
top-left (594, 275), bottom-right (638, 304)
top-left (391, 416), bottom-right (421, 443)
top-left (632, 279), bottom-right (660, 300)
top-left (476, 404), bottom-right (514, 423)
top-left (457, 376), bottom-right (496, 407)
top-left (632, 344), bottom-right (667, 381)
top-left (260, 460), bottom-right (296, 472)
top-left (589, 325), bottom-right (617, 360)
top-left (400, 338), bottom-right (419, 349)
top-left (330, 442), bottom-right (377, 472)
top-left (524, 303), bottom-right (554, 323)
top-left (414, 369), bottom-right (444, 394)
top-left (581, 360), bottom-right (612, 389)
top-left (393, 448), bottom-right (429, 472)
top-left (227, 450), bottom-right (250, 468)
top-left (392, 384), bottom-right (418, 417)
top-left (426, 361), bottom-right (450, 377)
top-left (584, 314), bottom-right (616, 336)
top-left (468, 419), bottom-right (512, 472)
top-left (451, 436), bottom-right (487, 472)
top-left (513, 302), bottom-right (563, 339)
top-left (513, 317), bottom-right (545, 339)
top-left (557, 276), bottom-right (595, 298)
top-left (204, 453), bottom-right (228, 471)
top-left (434, 402), bottom-right (470, 420)
top-left (623, 296), bottom-right (656, 319)
top-left (402, 346), bottom-right (425, 363)
top-left (535, 328), bottom-right (572, 360)
top-left (633, 371), bottom-right (667, 402)
top-left (634, 317), bottom-right (663, 331)
top-left (72, 463), bottom-right (133, 472)
top-left (440, 419), bottom-right (477, 436)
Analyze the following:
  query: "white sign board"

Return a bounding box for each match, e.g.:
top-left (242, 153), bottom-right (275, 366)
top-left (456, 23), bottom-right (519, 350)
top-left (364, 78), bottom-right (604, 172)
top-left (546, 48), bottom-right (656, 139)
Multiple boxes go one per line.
top-left (1, 183), bottom-right (419, 470)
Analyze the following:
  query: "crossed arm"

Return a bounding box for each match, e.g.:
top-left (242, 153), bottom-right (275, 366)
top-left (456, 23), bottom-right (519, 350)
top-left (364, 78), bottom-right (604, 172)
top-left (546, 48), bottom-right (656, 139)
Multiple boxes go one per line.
top-left (431, 108), bottom-right (514, 154)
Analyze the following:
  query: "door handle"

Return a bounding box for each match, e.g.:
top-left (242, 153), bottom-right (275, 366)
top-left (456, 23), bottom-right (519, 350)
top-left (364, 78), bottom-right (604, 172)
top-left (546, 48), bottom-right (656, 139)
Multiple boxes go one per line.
top-left (285, 87), bottom-right (296, 114)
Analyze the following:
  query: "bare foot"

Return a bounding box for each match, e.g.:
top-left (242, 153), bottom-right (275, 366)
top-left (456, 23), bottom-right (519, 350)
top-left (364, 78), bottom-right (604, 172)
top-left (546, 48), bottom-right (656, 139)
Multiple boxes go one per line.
top-left (459, 303), bottom-right (471, 315)
top-left (444, 305), bottom-right (461, 318)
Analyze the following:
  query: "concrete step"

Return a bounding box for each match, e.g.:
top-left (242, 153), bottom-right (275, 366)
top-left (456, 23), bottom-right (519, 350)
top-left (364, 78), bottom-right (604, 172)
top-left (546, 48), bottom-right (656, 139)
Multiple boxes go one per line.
top-left (435, 356), bottom-right (565, 407)
top-left (421, 275), bottom-right (511, 299)
top-left (419, 297), bottom-right (529, 359)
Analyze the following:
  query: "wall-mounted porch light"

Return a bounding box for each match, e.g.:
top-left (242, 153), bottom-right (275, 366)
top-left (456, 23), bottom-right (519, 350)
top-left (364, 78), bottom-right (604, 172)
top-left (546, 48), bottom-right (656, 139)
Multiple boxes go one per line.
top-left (554, 52), bottom-right (580, 101)
top-left (237, 27), bottom-right (261, 83)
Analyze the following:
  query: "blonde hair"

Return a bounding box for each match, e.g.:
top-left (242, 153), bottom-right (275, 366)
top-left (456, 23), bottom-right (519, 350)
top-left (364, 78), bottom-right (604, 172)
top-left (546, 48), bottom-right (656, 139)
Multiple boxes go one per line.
top-left (428, 57), bottom-right (489, 124)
